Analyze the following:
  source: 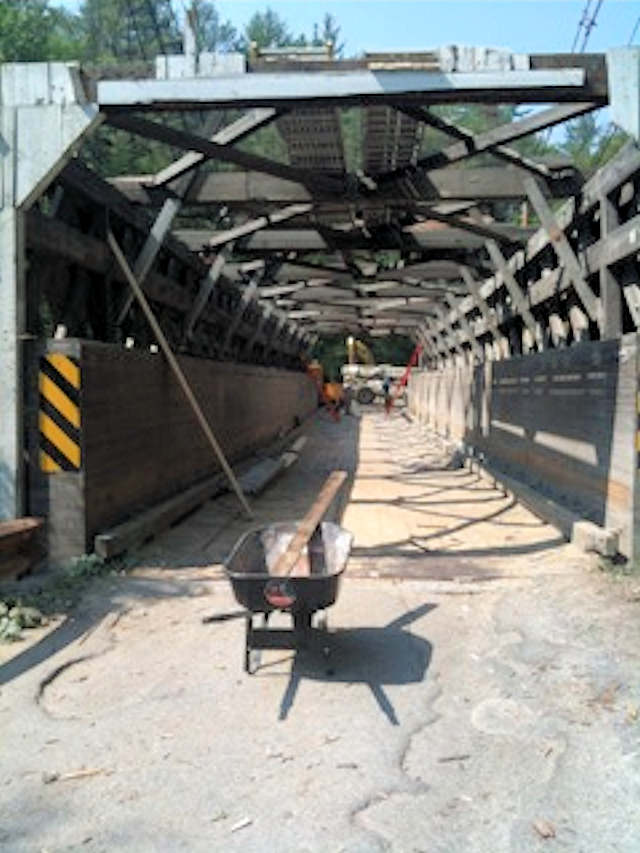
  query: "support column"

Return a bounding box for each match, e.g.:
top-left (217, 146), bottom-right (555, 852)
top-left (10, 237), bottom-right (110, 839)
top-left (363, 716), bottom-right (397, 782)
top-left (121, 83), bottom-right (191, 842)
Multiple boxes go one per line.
top-left (0, 62), bottom-right (100, 519)
top-left (0, 208), bottom-right (26, 518)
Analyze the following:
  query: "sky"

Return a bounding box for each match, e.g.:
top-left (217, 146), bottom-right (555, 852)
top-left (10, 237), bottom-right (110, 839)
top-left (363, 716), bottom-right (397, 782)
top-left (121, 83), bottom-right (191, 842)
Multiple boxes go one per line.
top-left (52, 0), bottom-right (640, 56)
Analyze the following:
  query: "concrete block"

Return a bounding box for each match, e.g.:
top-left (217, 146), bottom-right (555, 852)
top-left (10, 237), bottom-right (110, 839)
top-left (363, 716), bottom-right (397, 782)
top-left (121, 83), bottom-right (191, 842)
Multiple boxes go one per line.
top-left (571, 520), bottom-right (619, 558)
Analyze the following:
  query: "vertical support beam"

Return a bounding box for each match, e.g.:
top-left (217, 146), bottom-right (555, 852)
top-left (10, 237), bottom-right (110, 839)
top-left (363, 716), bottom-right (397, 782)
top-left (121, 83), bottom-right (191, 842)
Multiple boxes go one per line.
top-left (568, 304), bottom-right (589, 342)
top-left (183, 4), bottom-right (198, 75)
top-left (0, 63), bottom-right (100, 520)
top-left (600, 194), bottom-right (622, 339)
top-left (0, 208), bottom-right (26, 519)
top-left (549, 313), bottom-right (569, 347)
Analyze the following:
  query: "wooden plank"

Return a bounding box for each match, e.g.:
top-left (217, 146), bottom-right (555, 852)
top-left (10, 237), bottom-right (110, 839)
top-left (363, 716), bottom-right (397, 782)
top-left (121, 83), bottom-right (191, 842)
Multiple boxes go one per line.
top-left (523, 176), bottom-right (599, 322)
top-left (94, 473), bottom-right (227, 558)
top-left (599, 194), bottom-right (622, 338)
top-left (107, 230), bottom-right (253, 519)
top-left (0, 518), bottom-right (44, 579)
top-left (207, 204), bottom-right (312, 248)
top-left (270, 470), bottom-right (348, 577)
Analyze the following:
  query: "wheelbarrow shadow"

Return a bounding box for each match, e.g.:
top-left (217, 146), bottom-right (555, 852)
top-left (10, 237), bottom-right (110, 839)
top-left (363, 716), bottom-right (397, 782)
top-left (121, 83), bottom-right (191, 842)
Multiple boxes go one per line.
top-left (278, 602), bottom-right (435, 725)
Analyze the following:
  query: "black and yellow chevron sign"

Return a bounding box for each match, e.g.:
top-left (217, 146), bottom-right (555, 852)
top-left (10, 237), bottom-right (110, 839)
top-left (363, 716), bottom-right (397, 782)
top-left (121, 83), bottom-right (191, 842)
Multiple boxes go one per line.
top-left (39, 354), bottom-right (81, 473)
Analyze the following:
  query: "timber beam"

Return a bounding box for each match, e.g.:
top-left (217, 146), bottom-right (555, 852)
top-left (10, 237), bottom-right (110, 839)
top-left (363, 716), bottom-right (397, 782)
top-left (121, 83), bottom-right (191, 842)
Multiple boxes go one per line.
top-left (97, 58), bottom-right (608, 111)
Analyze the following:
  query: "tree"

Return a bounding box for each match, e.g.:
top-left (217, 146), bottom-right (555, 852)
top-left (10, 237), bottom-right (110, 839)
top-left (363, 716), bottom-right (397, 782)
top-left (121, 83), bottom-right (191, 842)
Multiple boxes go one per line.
top-left (190, 0), bottom-right (240, 53)
top-left (311, 13), bottom-right (344, 57)
top-left (244, 8), bottom-right (305, 50)
top-left (0, 0), bottom-right (82, 62)
top-left (82, 0), bottom-right (180, 62)
top-left (560, 114), bottom-right (627, 177)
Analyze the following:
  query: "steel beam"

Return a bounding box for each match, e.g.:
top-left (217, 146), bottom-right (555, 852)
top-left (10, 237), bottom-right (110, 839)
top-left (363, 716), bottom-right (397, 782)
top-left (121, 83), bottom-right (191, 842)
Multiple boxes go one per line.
top-left (97, 67), bottom-right (594, 111)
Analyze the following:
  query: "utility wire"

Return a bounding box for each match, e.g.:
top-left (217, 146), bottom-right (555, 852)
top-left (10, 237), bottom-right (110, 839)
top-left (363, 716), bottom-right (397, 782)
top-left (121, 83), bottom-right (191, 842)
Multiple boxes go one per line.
top-left (571, 0), bottom-right (593, 52)
top-left (629, 14), bottom-right (640, 44)
top-left (578, 0), bottom-right (604, 52)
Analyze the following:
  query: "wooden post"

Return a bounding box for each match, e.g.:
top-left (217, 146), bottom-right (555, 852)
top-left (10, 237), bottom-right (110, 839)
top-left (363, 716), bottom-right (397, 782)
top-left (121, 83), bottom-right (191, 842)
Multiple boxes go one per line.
top-left (600, 193), bottom-right (622, 339)
top-left (107, 230), bottom-right (253, 520)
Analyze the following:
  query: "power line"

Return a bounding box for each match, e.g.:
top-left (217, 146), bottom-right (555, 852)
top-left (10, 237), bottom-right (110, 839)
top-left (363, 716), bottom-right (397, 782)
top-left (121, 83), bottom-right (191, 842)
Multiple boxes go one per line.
top-left (629, 14), bottom-right (640, 44)
top-left (571, 0), bottom-right (593, 52)
top-left (578, 0), bottom-right (604, 52)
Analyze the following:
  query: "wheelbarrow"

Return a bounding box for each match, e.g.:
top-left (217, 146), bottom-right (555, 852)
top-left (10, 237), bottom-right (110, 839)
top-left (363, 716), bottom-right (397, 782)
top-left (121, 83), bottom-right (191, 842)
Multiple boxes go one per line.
top-left (224, 519), bottom-right (352, 673)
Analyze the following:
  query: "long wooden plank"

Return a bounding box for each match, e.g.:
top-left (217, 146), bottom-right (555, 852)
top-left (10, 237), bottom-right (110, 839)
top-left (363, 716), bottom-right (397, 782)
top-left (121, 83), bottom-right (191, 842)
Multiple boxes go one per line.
top-left (107, 229), bottom-right (253, 520)
top-left (271, 470), bottom-right (348, 577)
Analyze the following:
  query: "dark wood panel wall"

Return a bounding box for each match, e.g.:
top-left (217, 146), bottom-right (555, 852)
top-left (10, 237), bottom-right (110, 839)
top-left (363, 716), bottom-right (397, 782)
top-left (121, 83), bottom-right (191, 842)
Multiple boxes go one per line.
top-left (409, 334), bottom-right (639, 559)
top-left (32, 339), bottom-right (316, 563)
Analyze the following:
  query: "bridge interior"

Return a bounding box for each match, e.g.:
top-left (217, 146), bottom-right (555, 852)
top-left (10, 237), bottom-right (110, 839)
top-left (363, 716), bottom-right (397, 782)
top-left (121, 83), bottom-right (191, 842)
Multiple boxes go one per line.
top-left (2, 30), bottom-right (640, 853)
top-left (1, 36), bottom-right (640, 569)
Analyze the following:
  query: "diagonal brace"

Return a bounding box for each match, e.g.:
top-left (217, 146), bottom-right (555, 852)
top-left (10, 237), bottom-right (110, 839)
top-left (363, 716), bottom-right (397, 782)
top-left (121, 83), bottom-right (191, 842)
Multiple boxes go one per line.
top-left (107, 230), bottom-right (253, 519)
top-left (524, 176), bottom-right (599, 322)
top-left (485, 240), bottom-right (539, 343)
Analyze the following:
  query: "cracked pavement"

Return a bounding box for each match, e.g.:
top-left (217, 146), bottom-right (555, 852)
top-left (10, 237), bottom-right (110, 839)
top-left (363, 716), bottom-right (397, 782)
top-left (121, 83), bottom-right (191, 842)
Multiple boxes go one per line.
top-left (0, 410), bottom-right (639, 852)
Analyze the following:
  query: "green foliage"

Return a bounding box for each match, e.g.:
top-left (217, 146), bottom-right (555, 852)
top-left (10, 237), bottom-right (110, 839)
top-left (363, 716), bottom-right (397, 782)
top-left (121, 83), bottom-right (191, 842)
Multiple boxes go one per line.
top-left (82, 0), bottom-right (179, 61)
top-left (311, 13), bottom-right (344, 56)
top-left (559, 114), bottom-right (628, 178)
top-left (245, 8), bottom-right (304, 49)
top-left (0, 0), bottom-right (82, 62)
top-left (243, 7), bottom-right (343, 54)
top-left (190, 0), bottom-right (241, 53)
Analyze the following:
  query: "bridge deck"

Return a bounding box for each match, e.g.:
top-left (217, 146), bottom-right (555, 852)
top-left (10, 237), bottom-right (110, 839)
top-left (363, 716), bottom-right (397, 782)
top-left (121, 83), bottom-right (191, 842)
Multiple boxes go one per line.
top-left (1, 406), bottom-right (638, 851)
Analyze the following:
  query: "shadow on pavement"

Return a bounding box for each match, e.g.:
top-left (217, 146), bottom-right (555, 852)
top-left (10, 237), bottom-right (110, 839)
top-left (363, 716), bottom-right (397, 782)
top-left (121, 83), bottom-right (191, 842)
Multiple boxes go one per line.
top-left (278, 602), bottom-right (435, 725)
top-left (0, 573), bottom-right (209, 688)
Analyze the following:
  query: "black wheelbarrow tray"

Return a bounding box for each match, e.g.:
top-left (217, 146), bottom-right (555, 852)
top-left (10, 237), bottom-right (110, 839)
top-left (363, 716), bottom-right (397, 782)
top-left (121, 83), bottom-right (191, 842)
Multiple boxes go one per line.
top-left (224, 520), bottom-right (353, 673)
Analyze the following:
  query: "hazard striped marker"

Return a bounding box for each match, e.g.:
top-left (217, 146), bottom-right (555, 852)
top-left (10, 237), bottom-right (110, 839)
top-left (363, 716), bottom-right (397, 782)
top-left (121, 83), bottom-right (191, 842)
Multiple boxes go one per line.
top-left (39, 353), bottom-right (81, 473)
